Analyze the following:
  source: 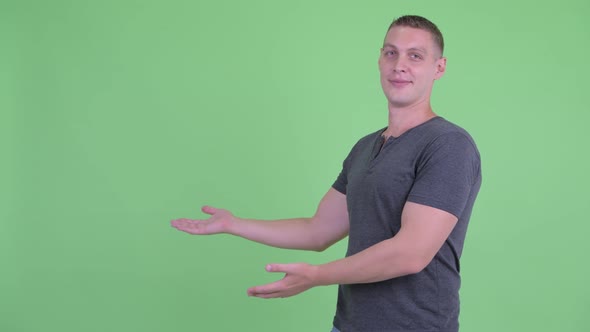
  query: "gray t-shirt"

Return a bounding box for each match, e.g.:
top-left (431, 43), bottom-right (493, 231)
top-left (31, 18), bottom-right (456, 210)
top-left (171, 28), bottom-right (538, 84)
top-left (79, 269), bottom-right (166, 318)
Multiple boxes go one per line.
top-left (332, 116), bottom-right (481, 332)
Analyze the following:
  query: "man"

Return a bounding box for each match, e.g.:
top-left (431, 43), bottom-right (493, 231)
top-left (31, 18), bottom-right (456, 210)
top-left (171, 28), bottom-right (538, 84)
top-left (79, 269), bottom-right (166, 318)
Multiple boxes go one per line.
top-left (171, 15), bottom-right (481, 332)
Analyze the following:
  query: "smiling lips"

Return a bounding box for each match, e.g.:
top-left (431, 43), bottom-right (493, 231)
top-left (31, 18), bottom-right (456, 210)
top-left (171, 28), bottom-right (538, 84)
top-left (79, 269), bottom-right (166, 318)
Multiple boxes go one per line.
top-left (389, 79), bottom-right (412, 88)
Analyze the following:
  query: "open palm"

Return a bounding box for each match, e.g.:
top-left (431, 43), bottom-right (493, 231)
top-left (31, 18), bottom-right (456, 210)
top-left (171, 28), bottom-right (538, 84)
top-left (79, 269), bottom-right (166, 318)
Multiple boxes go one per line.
top-left (170, 206), bottom-right (234, 235)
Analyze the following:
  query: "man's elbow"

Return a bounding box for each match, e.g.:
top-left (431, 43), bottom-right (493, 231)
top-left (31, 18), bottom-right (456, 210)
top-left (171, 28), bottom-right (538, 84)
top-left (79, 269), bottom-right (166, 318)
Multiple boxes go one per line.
top-left (309, 229), bottom-right (347, 252)
top-left (312, 239), bottom-right (336, 252)
top-left (312, 246), bottom-right (328, 252)
top-left (402, 255), bottom-right (433, 275)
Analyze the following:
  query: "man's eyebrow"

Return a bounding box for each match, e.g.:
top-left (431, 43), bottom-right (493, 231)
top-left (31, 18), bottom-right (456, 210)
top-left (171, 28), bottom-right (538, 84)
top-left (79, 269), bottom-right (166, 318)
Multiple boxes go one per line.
top-left (408, 47), bottom-right (428, 54)
top-left (382, 43), bottom-right (428, 54)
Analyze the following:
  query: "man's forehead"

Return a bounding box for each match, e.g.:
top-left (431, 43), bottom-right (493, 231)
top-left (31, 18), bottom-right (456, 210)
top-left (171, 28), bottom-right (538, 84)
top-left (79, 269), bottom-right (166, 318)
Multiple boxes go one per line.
top-left (383, 26), bottom-right (436, 51)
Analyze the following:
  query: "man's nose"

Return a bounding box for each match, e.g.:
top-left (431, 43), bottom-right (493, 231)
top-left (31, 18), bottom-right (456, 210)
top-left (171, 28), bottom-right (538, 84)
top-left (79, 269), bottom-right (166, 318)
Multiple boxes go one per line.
top-left (392, 58), bottom-right (407, 73)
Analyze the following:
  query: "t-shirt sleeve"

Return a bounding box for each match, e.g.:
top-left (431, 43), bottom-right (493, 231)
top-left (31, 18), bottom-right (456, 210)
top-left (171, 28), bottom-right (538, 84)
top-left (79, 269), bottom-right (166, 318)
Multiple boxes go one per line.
top-left (407, 132), bottom-right (481, 218)
top-left (332, 155), bottom-right (349, 195)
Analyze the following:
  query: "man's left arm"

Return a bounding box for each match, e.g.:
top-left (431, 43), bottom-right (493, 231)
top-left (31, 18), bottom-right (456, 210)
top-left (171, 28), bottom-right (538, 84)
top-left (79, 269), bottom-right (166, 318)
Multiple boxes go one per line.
top-left (247, 201), bottom-right (457, 298)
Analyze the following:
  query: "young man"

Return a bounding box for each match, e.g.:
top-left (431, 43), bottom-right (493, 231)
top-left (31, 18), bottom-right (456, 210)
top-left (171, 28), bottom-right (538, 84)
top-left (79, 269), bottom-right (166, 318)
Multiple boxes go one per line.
top-left (171, 15), bottom-right (481, 332)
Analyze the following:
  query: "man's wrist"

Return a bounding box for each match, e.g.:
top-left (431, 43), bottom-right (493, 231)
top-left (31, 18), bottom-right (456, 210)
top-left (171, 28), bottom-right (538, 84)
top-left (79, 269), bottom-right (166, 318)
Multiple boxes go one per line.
top-left (312, 263), bottom-right (330, 286)
top-left (224, 215), bottom-right (241, 235)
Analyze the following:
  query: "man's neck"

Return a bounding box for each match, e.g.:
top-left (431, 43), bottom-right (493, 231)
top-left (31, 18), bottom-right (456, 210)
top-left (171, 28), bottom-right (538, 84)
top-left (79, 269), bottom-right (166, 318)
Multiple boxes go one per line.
top-left (383, 101), bottom-right (437, 138)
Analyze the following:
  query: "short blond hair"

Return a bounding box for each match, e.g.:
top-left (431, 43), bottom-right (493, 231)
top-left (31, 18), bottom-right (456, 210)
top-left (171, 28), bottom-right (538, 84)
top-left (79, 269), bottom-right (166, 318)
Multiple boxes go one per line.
top-left (387, 15), bottom-right (445, 56)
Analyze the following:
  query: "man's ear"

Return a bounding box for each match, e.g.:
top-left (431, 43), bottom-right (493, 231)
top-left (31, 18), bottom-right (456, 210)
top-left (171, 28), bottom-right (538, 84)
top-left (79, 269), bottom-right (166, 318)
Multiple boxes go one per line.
top-left (435, 57), bottom-right (447, 80)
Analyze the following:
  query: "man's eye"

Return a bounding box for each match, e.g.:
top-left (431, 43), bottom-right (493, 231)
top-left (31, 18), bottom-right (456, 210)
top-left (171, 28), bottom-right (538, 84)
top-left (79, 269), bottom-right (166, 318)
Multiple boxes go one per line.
top-left (385, 51), bottom-right (396, 56)
top-left (410, 53), bottom-right (423, 60)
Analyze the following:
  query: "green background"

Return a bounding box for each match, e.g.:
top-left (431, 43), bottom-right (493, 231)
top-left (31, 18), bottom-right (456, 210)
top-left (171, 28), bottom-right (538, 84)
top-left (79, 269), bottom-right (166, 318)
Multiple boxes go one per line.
top-left (2, 0), bottom-right (589, 331)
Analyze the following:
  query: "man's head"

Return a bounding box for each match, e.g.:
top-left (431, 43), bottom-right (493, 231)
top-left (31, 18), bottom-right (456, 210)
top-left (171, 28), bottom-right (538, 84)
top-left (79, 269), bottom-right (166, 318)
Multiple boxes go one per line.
top-left (387, 15), bottom-right (444, 57)
top-left (378, 15), bottom-right (447, 109)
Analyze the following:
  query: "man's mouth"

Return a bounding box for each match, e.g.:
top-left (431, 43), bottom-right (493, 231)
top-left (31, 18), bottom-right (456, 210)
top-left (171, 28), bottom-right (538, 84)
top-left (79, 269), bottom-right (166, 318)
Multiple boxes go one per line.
top-left (388, 79), bottom-right (412, 88)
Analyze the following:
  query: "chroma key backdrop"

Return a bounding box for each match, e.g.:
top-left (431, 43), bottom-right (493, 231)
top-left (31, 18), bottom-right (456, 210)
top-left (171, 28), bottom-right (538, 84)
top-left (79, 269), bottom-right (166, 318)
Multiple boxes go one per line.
top-left (2, 0), bottom-right (589, 331)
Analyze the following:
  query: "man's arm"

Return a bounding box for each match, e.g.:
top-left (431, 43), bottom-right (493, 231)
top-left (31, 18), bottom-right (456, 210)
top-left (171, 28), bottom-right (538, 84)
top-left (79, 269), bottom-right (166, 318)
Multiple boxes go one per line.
top-left (170, 188), bottom-right (349, 252)
top-left (247, 201), bottom-right (457, 298)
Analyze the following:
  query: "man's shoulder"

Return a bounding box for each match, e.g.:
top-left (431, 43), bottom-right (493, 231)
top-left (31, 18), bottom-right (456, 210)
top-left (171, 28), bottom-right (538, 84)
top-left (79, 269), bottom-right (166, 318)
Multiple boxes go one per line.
top-left (427, 116), bottom-right (471, 136)
top-left (422, 117), bottom-right (478, 147)
top-left (420, 117), bottom-right (481, 164)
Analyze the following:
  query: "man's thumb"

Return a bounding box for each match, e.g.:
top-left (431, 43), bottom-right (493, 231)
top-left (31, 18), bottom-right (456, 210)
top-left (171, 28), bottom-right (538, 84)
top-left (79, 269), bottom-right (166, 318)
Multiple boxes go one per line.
top-left (202, 205), bottom-right (218, 215)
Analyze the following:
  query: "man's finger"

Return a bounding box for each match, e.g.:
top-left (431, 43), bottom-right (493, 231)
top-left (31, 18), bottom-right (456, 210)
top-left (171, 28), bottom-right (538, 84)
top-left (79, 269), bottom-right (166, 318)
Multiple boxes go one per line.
top-left (201, 205), bottom-right (218, 215)
top-left (250, 291), bottom-right (282, 299)
top-left (265, 263), bottom-right (292, 273)
top-left (170, 219), bottom-right (207, 234)
top-left (247, 280), bottom-right (284, 296)
top-left (170, 218), bottom-right (191, 228)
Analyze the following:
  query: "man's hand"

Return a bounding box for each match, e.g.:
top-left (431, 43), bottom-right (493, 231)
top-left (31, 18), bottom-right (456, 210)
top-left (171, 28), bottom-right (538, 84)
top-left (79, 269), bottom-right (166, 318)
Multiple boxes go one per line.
top-left (170, 206), bottom-right (234, 235)
top-left (247, 263), bottom-right (319, 299)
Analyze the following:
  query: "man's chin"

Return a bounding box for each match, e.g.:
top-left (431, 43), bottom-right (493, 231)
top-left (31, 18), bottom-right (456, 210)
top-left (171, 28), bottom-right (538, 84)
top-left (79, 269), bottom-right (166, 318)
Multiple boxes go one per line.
top-left (387, 97), bottom-right (413, 108)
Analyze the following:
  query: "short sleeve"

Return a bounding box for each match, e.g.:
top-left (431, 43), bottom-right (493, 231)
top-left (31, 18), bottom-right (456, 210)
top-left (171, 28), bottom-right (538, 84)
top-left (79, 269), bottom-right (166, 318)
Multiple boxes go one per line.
top-left (332, 154), bottom-right (350, 195)
top-left (407, 132), bottom-right (481, 218)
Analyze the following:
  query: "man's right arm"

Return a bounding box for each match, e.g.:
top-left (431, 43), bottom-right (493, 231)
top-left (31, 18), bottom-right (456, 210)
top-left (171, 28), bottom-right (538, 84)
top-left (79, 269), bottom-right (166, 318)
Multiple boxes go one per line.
top-left (170, 188), bottom-right (349, 252)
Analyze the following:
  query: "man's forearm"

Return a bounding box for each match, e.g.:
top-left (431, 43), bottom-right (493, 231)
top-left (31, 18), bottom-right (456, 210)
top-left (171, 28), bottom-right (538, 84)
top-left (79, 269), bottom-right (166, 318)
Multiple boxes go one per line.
top-left (246, 234), bottom-right (424, 299)
top-left (315, 235), bottom-right (424, 285)
top-left (171, 189), bottom-right (349, 252)
top-left (227, 188), bottom-right (349, 252)
top-left (228, 217), bottom-right (334, 251)
top-left (314, 202), bottom-right (457, 286)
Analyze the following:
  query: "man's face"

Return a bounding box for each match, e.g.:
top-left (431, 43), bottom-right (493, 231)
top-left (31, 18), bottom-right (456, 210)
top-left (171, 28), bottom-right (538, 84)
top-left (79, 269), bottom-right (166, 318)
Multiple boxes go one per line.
top-left (378, 26), bottom-right (446, 109)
